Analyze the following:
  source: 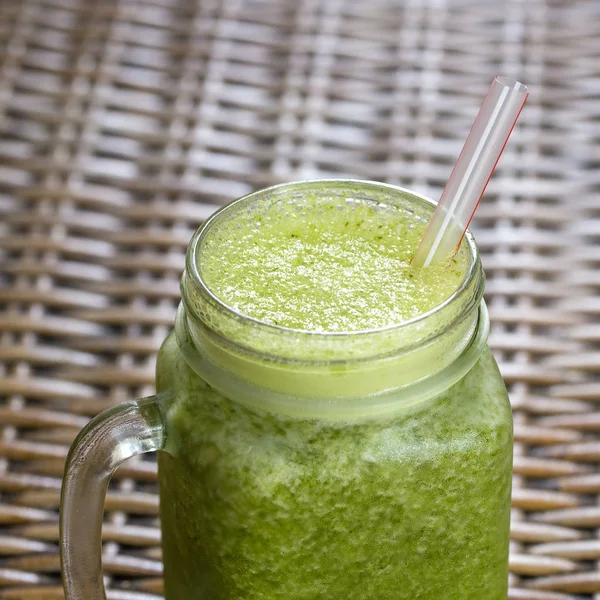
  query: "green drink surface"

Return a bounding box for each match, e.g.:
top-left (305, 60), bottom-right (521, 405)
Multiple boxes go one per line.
top-left (200, 195), bottom-right (468, 332)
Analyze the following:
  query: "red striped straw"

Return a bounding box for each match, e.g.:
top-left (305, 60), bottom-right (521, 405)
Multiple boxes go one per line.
top-left (413, 76), bottom-right (529, 268)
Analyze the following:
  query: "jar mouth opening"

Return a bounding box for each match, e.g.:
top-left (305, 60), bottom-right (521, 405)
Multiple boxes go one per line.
top-left (184, 179), bottom-right (481, 342)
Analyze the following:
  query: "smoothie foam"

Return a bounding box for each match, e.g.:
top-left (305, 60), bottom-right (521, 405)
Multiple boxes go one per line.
top-left (200, 192), bottom-right (468, 333)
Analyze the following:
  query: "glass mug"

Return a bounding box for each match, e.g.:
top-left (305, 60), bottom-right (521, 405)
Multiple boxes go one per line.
top-left (60, 180), bottom-right (512, 600)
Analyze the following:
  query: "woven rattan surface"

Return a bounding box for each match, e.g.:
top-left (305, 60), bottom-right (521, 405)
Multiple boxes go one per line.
top-left (0, 0), bottom-right (598, 598)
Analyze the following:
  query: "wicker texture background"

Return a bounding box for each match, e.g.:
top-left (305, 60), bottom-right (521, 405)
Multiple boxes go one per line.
top-left (0, 0), bottom-right (598, 598)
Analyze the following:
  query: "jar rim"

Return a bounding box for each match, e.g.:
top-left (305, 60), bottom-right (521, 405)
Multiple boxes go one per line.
top-left (184, 179), bottom-right (482, 347)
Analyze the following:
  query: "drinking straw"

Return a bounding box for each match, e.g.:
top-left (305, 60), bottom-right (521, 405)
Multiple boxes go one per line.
top-left (413, 76), bottom-right (529, 268)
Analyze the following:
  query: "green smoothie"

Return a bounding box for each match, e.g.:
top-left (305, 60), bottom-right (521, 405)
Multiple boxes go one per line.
top-left (199, 193), bottom-right (466, 332)
top-left (156, 181), bottom-right (512, 599)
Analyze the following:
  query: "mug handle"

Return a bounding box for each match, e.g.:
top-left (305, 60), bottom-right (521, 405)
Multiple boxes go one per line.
top-left (60, 396), bottom-right (166, 600)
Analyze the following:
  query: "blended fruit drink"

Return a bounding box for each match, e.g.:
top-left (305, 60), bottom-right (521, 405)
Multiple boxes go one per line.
top-left (156, 180), bottom-right (512, 599)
